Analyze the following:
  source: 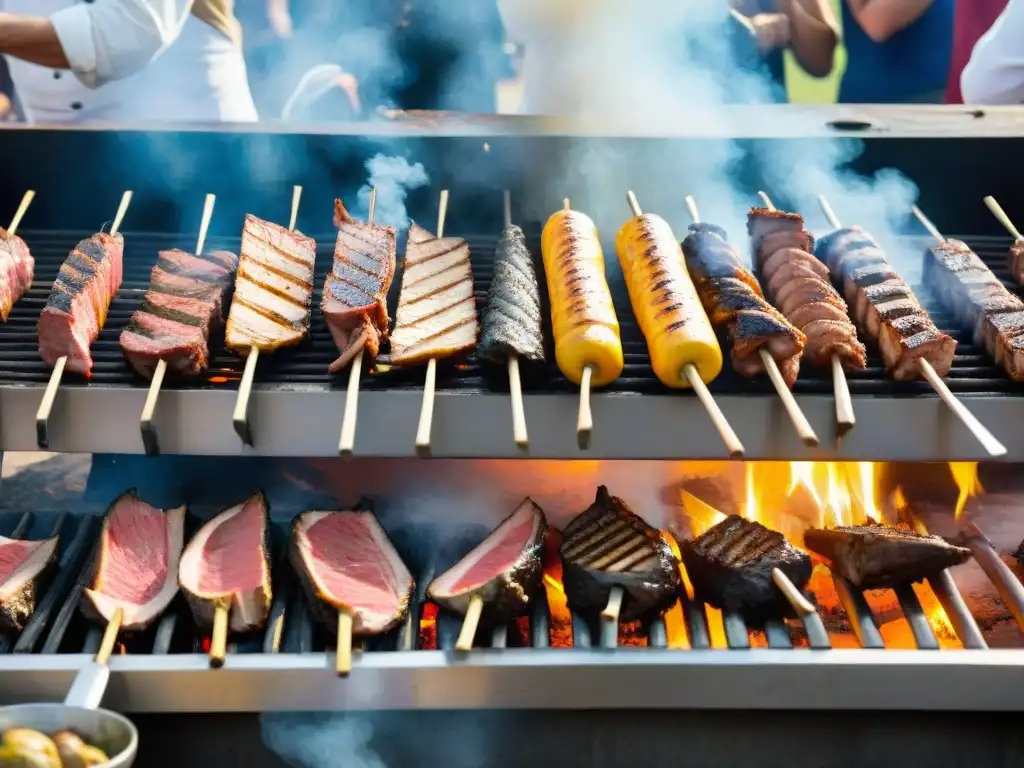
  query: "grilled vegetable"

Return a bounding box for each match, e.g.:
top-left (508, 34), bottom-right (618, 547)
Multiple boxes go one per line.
top-left (53, 731), bottom-right (109, 767)
top-left (615, 212), bottom-right (721, 386)
top-left (0, 731), bottom-right (58, 768)
top-left (541, 207), bottom-right (623, 387)
top-left (478, 225), bottom-right (544, 365)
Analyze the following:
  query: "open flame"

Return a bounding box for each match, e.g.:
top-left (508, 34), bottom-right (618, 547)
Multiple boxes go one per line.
top-left (949, 462), bottom-right (983, 521)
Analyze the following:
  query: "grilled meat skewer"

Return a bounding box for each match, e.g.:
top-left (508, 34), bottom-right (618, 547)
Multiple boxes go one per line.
top-left (479, 224), bottom-right (544, 366)
top-left (681, 223), bottom-right (806, 388)
top-left (0, 532), bottom-right (58, 633)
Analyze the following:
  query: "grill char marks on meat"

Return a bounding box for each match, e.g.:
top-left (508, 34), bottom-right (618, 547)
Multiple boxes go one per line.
top-left (178, 490), bottom-right (272, 634)
top-left (682, 223), bottom-right (805, 388)
top-left (0, 227), bottom-right (34, 321)
top-left (560, 486), bottom-right (681, 623)
top-left (81, 490), bottom-right (186, 632)
top-left (804, 521), bottom-right (972, 590)
top-left (815, 227), bottom-right (956, 381)
top-left (478, 225), bottom-right (544, 365)
top-left (427, 498), bottom-right (547, 624)
top-left (322, 200), bottom-right (397, 374)
top-left (38, 232), bottom-right (124, 375)
top-left (290, 502), bottom-right (414, 636)
top-left (748, 208), bottom-right (866, 371)
top-left (388, 222), bottom-right (479, 366)
top-left (1009, 240), bottom-right (1024, 286)
top-left (680, 515), bottom-right (811, 623)
top-left (0, 532), bottom-right (58, 633)
top-left (225, 215), bottom-right (317, 353)
top-left (922, 237), bottom-right (1024, 380)
top-left (120, 248), bottom-right (238, 379)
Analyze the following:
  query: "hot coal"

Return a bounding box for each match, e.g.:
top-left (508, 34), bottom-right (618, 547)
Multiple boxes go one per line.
top-left (560, 486), bottom-right (681, 623)
top-left (0, 533), bottom-right (58, 633)
top-left (81, 490), bottom-right (186, 632)
top-left (427, 498), bottom-right (547, 625)
top-left (804, 521), bottom-right (972, 590)
top-left (290, 500), bottom-right (414, 636)
top-left (680, 515), bottom-right (811, 623)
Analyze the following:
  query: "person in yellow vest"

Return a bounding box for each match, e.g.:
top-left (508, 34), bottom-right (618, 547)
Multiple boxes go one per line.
top-left (0, 0), bottom-right (257, 123)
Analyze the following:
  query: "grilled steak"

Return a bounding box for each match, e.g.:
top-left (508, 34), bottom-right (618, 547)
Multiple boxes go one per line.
top-left (38, 232), bottom-right (124, 375)
top-left (322, 200), bottom-right (397, 374)
top-left (0, 227), bottom-right (34, 322)
top-left (389, 222), bottom-right (479, 366)
top-left (478, 225), bottom-right (544, 365)
top-left (1009, 240), bottom-right (1024, 285)
top-left (682, 223), bottom-right (805, 387)
top-left (560, 486), bottom-right (681, 622)
top-left (178, 490), bottom-right (272, 634)
top-left (804, 521), bottom-right (972, 590)
top-left (748, 208), bottom-right (866, 371)
top-left (121, 249), bottom-right (238, 379)
top-left (680, 515), bottom-right (811, 622)
top-left (0, 532), bottom-right (58, 633)
top-left (427, 498), bottom-right (546, 624)
top-left (290, 502), bottom-right (414, 636)
top-left (225, 214), bottom-right (316, 353)
top-left (81, 490), bottom-right (186, 632)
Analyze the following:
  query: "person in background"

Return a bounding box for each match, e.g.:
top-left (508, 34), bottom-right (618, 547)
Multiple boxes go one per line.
top-left (960, 0), bottom-right (1024, 104)
top-left (839, 0), bottom-right (954, 103)
top-left (946, 0), bottom-right (1007, 103)
top-left (0, 0), bottom-right (257, 123)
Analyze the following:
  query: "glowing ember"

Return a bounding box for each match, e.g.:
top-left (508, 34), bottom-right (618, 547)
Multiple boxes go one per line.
top-left (949, 462), bottom-right (983, 520)
top-left (660, 532), bottom-right (690, 649)
top-left (201, 636), bottom-right (211, 653)
top-left (208, 376), bottom-right (230, 384)
top-left (418, 602), bottom-right (438, 650)
top-left (542, 530), bottom-right (573, 648)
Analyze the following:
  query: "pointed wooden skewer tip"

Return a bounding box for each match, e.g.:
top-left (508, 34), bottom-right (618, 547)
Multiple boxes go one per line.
top-left (984, 195), bottom-right (1024, 242)
top-left (8, 189), bottom-right (35, 235)
top-left (336, 610), bottom-right (354, 676)
top-left (771, 568), bottom-right (816, 616)
top-left (96, 606), bottom-right (124, 665)
top-left (210, 602), bottom-right (229, 668)
top-left (415, 191), bottom-right (449, 456)
top-left (601, 585), bottom-right (625, 623)
top-left (339, 187), bottom-right (377, 458)
top-left (455, 594), bottom-right (484, 652)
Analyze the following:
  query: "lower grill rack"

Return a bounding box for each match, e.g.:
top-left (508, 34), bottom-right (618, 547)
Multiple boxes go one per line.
top-left (3, 511), bottom-right (1024, 712)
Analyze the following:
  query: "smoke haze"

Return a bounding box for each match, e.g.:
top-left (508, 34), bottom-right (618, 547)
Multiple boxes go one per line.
top-left (357, 154), bottom-right (429, 230)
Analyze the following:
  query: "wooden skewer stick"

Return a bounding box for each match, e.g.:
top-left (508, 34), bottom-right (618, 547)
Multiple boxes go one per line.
top-left (339, 187), bottom-right (377, 458)
top-left (907, 205), bottom-right (1008, 457)
top-left (210, 602), bottom-right (229, 668)
top-left (234, 185), bottom-right (302, 446)
top-left (601, 585), bottom-right (625, 623)
top-left (455, 594), bottom-right (484, 652)
top-left (771, 568), bottom-right (816, 616)
top-left (502, 190), bottom-right (529, 449)
top-left (983, 196), bottom-right (1024, 242)
top-left (37, 190), bottom-right (132, 449)
top-left (96, 606), bottom-right (124, 666)
top-left (626, 191), bottom-right (744, 458)
top-left (141, 193), bottom-right (216, 456)
top-left (336, 609), bottom-right (354, 676)
top-left (560, 197), bottom-right (597, 449)
top-left (761, 191), bottom-right (844, 439)
top-left (7, 190), bottom-right (35, 236)
top-left (414, 190), bottom-right (449, 455)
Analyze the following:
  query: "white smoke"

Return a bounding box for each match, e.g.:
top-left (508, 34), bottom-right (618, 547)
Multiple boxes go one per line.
top-left (356, 154), bottom-right (429, 230)
top-left (261, 713), bottom-right (388, 768)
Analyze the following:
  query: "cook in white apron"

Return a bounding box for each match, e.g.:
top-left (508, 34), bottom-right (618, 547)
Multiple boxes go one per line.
top-left (0, 0), bottom-right (258, 123)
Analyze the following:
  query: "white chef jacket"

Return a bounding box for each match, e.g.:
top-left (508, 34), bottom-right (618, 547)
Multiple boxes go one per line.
top-left (961, 0), bottom-right (1024, 105)
top-left (0, 0), bottom-right (258, 123)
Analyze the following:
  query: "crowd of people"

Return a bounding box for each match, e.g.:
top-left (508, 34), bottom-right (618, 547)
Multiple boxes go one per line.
top-left (0, 0), bottom-right (1018, 124)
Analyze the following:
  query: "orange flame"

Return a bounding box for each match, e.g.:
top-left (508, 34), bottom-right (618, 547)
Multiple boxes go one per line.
top-left (948, 462), bottom-right (983, 521)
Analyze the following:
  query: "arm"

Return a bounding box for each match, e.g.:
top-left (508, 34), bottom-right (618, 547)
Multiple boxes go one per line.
top-left (786, 0), bottom-right (838, 77)
top-left (961, 0), bottom-right (1024, 104)
top-left (844, 0), bottom-right (935, 43)
top-left (0, 0), bottom-right (192, 89)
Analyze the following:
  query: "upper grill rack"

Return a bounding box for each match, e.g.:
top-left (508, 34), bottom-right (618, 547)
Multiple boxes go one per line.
top-left (3, 510), bottom-right (1016, 661)
top-left (2, 230), bottom-right (1022, 398)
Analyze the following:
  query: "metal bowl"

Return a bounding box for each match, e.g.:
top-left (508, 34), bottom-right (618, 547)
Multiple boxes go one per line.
top-left (0, 703), bottom-right (137, 767)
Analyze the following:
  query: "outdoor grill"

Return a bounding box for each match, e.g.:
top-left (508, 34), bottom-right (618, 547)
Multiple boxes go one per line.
top-left (2, 109), bottom-right (1024, 765)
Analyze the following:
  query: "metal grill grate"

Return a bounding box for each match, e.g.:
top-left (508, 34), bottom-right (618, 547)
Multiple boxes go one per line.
top-left (2, 510), bottom-right (1008, 660)
top-left (2, 230), bottom-right (1023, 397)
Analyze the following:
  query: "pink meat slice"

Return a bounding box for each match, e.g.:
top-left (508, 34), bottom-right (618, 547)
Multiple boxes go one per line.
top-left (0, 533), bottom-right (59, 631)
top-left (0, 539), bottom-right (39, 585)
top-left (82, 490), bottom-right (185, 631)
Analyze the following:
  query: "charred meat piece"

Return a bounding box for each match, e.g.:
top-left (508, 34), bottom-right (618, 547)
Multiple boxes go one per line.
top-left (0, 227), bottom-right (34, 322)
top-left (1010, 240), bottom-right (1024, 285)
top-left (478, 225), bottom-right (544, 365)
top-left (814, 227), bottom-right (956, 380)
top-left (427, 498), bottom-right (546, 624)
top-left (680, 515), bottom-right (811, 622)
top-left (560, 486), bottom-right (680, 622)
top-left (748, 208), bottom-right (866, 371)
top-left (322, 200), bottom-right (397, 374)
top-left (38, 232), bottom-right (124, 376)
top-left (82, 490), bottom-right (186, 632)
top-left (121, 249), bottom-right (238, 379)
top-left (682, 223), bottom-right (805, 388)
top-left (0, 532), bottom-right (58, 633)
top-left (389, 222), bottom-right (479, 366)
top-left (804, 521), bottom-right (972, 590)
top-left (178, 490), bottom-right (272, 634)
top-left (225, 214), bottom-right (316, 353)
top-left (290, 503), bottom-right (414, 636)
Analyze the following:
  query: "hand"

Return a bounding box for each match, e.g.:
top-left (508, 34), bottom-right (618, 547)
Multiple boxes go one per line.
top-left (750, 12), bottom-right (791, 52)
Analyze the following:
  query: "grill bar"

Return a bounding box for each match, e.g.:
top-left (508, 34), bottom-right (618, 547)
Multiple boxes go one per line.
top-left (833, 575), bottom-right (886, 649)
top-left (894, 584), bottom-right (940, 650)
